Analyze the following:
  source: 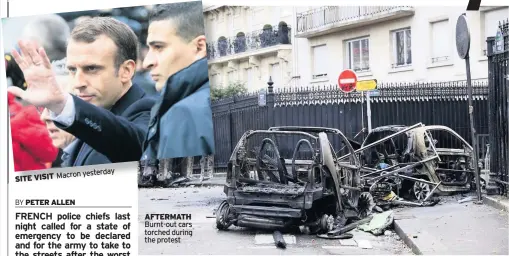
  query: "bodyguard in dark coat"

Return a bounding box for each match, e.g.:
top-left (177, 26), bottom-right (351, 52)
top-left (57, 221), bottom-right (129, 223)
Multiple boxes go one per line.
top-left (140, 2), bottom-right (215, 163)
top-left (142, 57), bottom-right (213, 161)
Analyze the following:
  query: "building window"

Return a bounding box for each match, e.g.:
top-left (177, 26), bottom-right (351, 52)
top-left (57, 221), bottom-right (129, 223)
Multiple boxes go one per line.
top-left (482, 7), bottom-right (509, 55)
top-left (430, 19), bottom-right (450, 63)
top-left (270, 63), bottom-right (281, 87)
top-left (392, 28), bottom-right (412, 68)
top-left (312, 44), bottom-right (328, 79)
top-left (346, 38), bottom-right (370, 72)
top-left (246, 68), bottom-right (255, 89)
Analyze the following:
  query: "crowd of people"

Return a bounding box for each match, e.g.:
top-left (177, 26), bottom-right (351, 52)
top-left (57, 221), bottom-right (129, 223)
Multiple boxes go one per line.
top-left (6, 1), bottom-right (215, 183)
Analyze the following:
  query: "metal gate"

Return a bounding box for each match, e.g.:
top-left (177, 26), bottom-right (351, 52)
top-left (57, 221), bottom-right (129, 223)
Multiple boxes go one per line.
top-left (486, 19), bottom-right (509, 196)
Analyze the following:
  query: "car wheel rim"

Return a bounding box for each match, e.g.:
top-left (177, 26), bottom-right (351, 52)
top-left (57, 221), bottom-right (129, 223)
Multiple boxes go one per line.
top-left (216, 201), bottom-right (230, 228)
top-left (413, 182), bottom-right (430, 201)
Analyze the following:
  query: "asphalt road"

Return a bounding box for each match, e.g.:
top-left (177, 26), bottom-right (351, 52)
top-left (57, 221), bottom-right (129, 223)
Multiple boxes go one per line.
top-left (138, 186), bottom-right (412, 255)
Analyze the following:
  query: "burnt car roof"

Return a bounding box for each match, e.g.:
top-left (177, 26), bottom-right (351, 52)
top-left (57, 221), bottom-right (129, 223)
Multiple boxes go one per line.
top-left (269, 126), bottom-right (361, 150)
top-left (269, 126), bottom-right (342, 134)
top-left (369, 125), bottom-right (409, 133)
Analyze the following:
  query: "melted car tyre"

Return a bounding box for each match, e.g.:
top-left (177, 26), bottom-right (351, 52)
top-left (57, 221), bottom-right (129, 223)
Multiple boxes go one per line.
top-left (357, 192), bottom-right (375, 218)
top-left (216, 200), bottom-right (232, 230)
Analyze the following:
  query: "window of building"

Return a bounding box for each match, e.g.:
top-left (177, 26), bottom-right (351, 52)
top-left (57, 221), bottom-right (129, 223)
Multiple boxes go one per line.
top-left (246, 68), bottom-right (255, 89)
top-left (346, 38), bottom-right (370, 72)
top-left (430, 19), bottom-right (450, 63)
top-left (312, 45), bottom-right (328, 79)
top-left (392, 28), bottom-right (412, 67)
top-left (270, 63), bottom-right (281, 87)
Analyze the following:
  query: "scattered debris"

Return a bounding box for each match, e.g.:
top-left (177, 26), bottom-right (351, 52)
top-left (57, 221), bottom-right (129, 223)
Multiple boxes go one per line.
top-left (384, 230), bottom-right (393, 236)
top-left (316, 233), bottom-right (353, 240)
top-left (273, 231), bottom-right (286, 249)
top-left (331, 216), bottom-right (372, 234)
top-left (374, 206), bottom-right (384, 213)
top-left (358, 211), bottom-right (395, 236)
top-left (458, 196), bottom-right (475, 204)
top-left (169, 176), bottom-right (191, 186)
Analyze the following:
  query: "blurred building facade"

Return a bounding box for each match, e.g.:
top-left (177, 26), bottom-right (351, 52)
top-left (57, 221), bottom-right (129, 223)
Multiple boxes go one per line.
top-left (203, 5), bottom-right (508, 92)
top-left (203, 6), bottom-right (294, 92)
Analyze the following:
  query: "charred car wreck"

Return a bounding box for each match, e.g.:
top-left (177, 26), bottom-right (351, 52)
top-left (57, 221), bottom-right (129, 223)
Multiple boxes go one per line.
top-left (346, 123), bottom-right (476, 207)
top-left (215, 126), bottom-right (375, 234)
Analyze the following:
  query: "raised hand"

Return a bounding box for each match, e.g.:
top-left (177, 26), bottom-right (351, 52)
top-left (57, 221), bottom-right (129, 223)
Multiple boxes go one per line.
top-left (7, 40), bottom-right (67, 115)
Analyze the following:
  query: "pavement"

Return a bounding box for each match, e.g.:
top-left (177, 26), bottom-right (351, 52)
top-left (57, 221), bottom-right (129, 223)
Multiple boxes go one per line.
top-left (138, 186), bottom-right (412, 255)
top-left (393, 194), bottom-right (509, 255)
top-left (483, 194), bottom-right (509, 212)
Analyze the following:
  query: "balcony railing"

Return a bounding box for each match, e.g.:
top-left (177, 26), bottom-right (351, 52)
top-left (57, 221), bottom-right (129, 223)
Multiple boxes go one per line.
top-left (207, 24), bottom-right (292, 61)
top-left (297, 6), bottom-right (413, 34)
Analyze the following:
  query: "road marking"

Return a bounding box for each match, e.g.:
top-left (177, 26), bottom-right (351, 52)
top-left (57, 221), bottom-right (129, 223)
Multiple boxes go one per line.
top-left (339, 239), bottom-right (358, 246)
top-left (254, 234), bottom-right (296, 245)
top-left (356, 240), bottom-right (373, 249)
top-left (239, 246), bottom-right (277, 249)
top-left (322, 246), bottom-right (343, 249)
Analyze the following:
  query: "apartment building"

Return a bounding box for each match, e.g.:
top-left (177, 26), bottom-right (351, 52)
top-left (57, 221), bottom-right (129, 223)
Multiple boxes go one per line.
top-left (294, 6), bottom-right (508, 86)
top-left (203, 5), bottom-right (508, 92)
top-left (203, 5), bottom-right (294, 92)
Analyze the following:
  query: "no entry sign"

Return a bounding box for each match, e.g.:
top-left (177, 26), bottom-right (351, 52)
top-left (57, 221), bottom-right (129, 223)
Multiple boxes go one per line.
top-left (338, 69), bottom-right (358, 93)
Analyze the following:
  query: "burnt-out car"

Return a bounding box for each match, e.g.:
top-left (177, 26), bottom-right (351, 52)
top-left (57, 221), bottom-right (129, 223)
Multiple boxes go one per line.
top-left (357, 124), bottom-right (475, 201)
top-left (215, 126), bottom-right (373, 232)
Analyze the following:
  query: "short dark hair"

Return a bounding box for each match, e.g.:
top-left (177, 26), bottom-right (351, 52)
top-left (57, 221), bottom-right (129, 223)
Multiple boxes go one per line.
top-left (70, 17), bottom-right (138, 71)
top-left (149, 1), bottom-right (205, 42)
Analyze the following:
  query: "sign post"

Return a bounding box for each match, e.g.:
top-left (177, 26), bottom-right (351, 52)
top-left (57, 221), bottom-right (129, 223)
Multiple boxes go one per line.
top-left (356, 79), bottom-right (378, 132)
top-left (338, 69), bottom-right (358, 93)
top-left (456, 13), bottom-right (481, 203)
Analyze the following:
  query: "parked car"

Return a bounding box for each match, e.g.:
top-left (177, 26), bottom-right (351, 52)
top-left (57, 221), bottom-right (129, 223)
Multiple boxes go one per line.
top-left (215, 126), bottom-right (373, 232)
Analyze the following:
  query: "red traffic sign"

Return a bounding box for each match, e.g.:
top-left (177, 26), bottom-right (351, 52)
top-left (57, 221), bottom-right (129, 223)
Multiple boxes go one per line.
top-left (338, 69), bottom-right (358, 93)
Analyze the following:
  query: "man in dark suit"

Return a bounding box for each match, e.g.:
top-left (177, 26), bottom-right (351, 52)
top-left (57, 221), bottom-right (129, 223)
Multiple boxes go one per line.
top-left (8, 17), bottom-right (156, 167)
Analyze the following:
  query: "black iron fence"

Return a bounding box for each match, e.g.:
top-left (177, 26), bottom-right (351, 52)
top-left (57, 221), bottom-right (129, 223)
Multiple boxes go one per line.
top-left (210, 79), bottom-right (490, 173)
top-left (486, 19), bottom-right (509, 196)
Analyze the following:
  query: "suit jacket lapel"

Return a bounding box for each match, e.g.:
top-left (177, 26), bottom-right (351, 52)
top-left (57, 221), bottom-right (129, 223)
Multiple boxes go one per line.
top-left (65, 139), bottom-right (83, 167)
top-left (74, 143), bottom-right (94, 166)
top-left (110, 84), bottom-right (146, 115)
